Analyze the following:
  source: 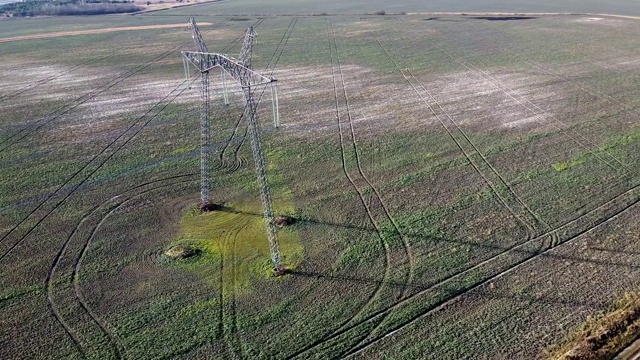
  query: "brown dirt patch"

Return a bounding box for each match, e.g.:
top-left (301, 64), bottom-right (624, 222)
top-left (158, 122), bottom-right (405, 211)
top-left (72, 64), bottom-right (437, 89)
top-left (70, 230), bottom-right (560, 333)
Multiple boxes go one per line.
top-left (164, 245), bottom-right (200, 259)
top-left (272, 215), bottom-right (296, 227)
top-left (0, 22), bottom-right (212, 44)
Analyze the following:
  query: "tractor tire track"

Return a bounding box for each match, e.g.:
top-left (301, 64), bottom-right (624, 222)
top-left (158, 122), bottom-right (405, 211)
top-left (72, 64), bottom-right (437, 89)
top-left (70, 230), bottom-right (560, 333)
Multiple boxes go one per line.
top-left (342, 183), bottom-right (640, 358)
top-left (371, 31), bottom-right (543, 239)
top-left (284, 20), bottom-right (394, 360)
top-left (285, 179), bottom-right (640, 359)
top-left (226, 213), bottom-right (247, 359)
top-left (203, 204), bottom-right (246, 358)
top-left (423, 32), bottom-right (628, 173)
top-left (46, 174), bottom-right (196, 359)
top-left (0, 75), bottom-right (198, 261)
top-left (330, 22), bottom-right (415, 295)
top-left (286, 19), bottom-right (414, 360)
top-left (72, 176), bottom-right (197, 358)
top-left (219, 17), bottom-right (295, 171)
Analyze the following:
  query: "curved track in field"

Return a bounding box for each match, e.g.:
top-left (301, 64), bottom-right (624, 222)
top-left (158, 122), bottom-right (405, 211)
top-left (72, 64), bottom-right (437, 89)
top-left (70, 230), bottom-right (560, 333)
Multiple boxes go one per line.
top-left (328, 18), bottom-right (416, 302)
top-left (282, 180), bottom-right (639, 359)
top-left (343, 182), bottom-right (640, 358)
top-left (422, 24), bottom-right (628, 173)
top-left (46, 174), bottom-right (197, 358)
top-left (313, 26), bottom-right (548, 358)
top-left (333, 24), bottom-right (543, 358)
top-left (218, 17), bottom-right (296, 171)
top-left (288, 18), bottom-right (639, 358)
top-left (0, 75), bottom-right (197, 262)
top-left (286, 19), bottom-right (417, 360)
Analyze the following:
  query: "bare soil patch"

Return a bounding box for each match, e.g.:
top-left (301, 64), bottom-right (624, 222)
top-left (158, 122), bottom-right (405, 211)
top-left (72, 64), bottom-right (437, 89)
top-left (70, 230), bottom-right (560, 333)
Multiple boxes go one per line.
top-left (164, 244), bottom-right (200, 260)
top-left (272, 215), bottom-right (295, 227)
top-left (132, 0), bottom-right (220, 13)
top-left (0, 22), bottom-right (212, 43)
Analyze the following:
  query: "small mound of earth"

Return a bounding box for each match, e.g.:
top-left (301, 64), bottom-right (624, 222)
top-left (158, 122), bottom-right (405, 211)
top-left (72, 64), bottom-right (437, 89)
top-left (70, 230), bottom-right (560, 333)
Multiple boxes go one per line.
top-left (165, 245), bottom-right (200, 260)
top-left (273, 265), bottom-right (290, 276)
top-left (272, 216), bottom-right (296, 227)
top-left (199, 203), bottom-right (221, 212)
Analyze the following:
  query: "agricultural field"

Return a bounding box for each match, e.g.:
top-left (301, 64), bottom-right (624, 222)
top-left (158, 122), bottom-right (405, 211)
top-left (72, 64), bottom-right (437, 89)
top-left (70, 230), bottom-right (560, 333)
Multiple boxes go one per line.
top-left (0, 2), bottom-right (639, 359)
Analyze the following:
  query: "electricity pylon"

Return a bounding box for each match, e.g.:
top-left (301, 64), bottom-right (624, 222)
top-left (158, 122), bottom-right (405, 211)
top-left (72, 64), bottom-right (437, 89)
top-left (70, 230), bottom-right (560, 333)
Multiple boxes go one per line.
top-left (181, 18), bottom-right (284, 273)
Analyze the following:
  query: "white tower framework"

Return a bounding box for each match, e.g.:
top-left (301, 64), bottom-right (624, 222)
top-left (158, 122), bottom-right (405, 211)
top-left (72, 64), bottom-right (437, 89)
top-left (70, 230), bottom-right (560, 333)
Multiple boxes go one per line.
top-left (181, 18), bottom-right (283, 272)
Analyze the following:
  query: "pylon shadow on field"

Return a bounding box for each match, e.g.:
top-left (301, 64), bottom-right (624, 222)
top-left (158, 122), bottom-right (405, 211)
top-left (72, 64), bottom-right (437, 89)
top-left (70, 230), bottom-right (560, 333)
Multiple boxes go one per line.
top-left (290, 269), bottom-right (606, 309)
top-left (407, 233), bottom-right (640, 271)
top-left (588, 247), bottom-right (640, 256)
top-left (216, 208), bottom-right (640, 270)
top-left (464, 287), bottom-right (604, 308)
top-left (215, 206), bottom-right (375, 232)
top-left (288, 269), bottom-right (424, 290)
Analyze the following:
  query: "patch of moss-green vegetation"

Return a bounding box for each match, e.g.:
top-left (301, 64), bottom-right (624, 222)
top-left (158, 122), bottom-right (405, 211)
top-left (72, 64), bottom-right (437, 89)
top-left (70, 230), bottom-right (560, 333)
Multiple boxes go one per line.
top-left (167, 198), bottom-right (303, 296)
top-left (551, 159), bottom-right (585, 172)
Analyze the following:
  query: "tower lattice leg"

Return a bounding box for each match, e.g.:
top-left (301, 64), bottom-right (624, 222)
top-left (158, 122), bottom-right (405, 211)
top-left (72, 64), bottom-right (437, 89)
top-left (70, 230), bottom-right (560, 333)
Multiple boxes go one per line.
top-left (200, 71), bottom-right (211, 207)
top-left (244, 86), bottom-right (281, 270)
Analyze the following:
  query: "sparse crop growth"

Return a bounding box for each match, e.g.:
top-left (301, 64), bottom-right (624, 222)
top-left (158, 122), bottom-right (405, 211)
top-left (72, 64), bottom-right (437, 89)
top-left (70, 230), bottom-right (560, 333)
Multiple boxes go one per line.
top-left (0, 2), bottom-right (639, 359)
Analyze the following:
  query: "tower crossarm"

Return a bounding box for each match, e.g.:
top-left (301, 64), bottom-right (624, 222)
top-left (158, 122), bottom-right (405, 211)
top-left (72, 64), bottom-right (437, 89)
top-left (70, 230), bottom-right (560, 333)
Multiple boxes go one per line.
top-left (181, 51), bottom-right (275, 86)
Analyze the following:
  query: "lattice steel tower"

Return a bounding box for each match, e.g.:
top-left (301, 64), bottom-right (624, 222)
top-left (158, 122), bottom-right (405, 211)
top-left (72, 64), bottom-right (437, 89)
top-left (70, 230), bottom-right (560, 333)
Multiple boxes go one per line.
top-left (181, 18), bottom-right (284, 272)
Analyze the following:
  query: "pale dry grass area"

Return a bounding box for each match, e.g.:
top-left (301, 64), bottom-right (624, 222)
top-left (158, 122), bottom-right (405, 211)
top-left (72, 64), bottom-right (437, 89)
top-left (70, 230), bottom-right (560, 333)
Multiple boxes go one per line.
top-left (0, 62), bottom-right (204, 143)
top-left (0, 23), bottom-right (213, 43)
top-left (571, 17), bottom-right (627, 26)
top-left (261, 61), bottom-right (575, 139)
top-left (132, 0), bottom-right (219, 12)
top-left (0, 65), bottom-right (106, 97)
top-left (431, 70), bottom-right (555, 131)
top-left (342, 20), bottom-right (386, 38)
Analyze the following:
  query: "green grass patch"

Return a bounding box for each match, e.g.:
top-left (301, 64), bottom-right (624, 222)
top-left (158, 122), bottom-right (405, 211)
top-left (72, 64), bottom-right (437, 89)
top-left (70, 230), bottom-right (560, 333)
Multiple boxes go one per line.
top-left (551, 159), bottom-right (585, 172)
top-left (166, 198), bottom-right (303, 297)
